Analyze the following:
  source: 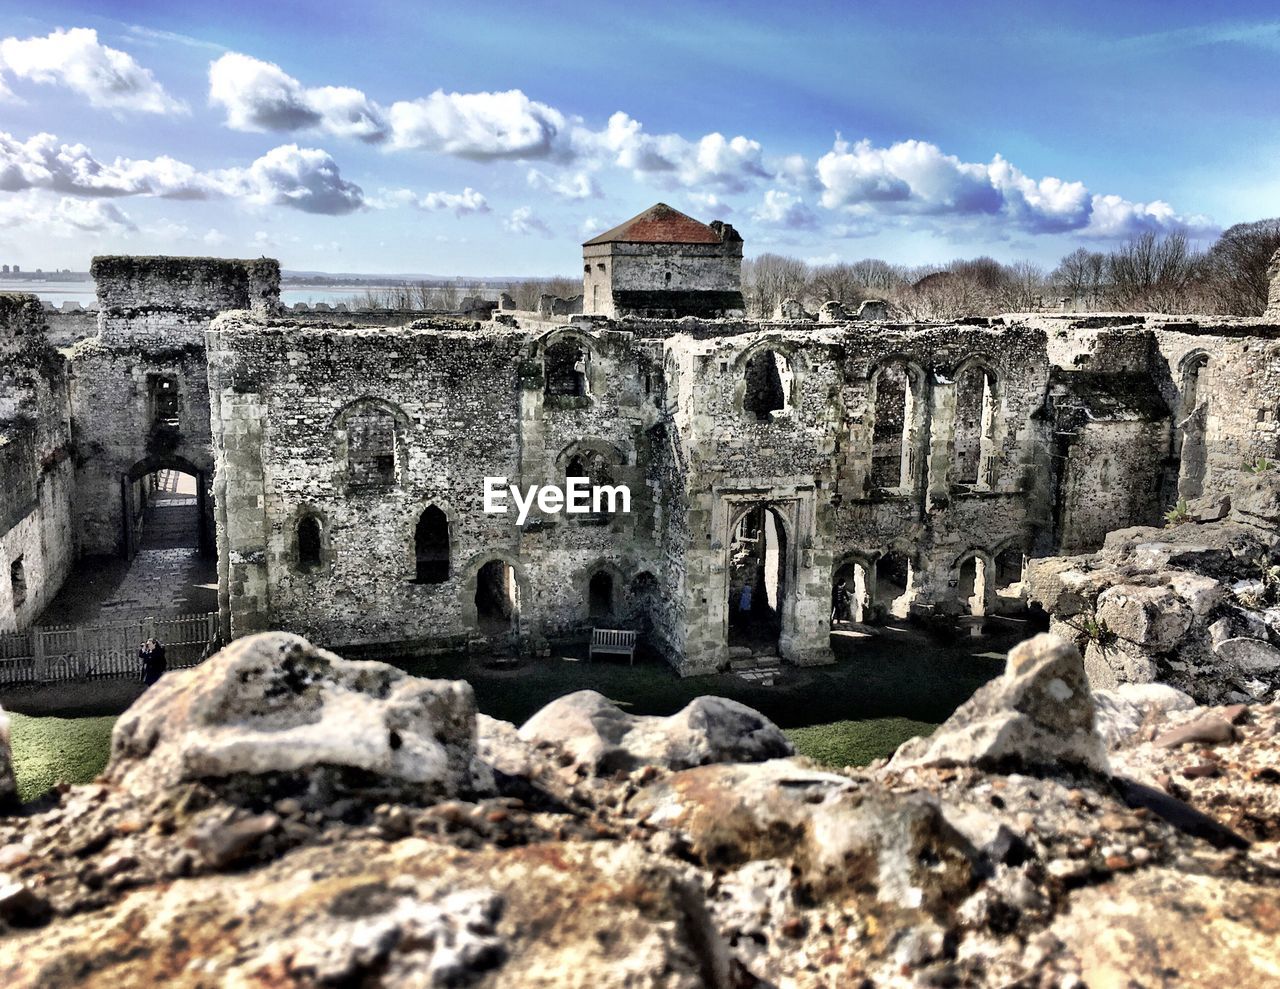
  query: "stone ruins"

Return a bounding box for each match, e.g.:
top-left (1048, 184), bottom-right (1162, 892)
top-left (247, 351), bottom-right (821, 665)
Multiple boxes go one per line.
top-left (4, 203), bottom-right (1280, 984)
top-left (5, 204), bottom-right (1280, 687)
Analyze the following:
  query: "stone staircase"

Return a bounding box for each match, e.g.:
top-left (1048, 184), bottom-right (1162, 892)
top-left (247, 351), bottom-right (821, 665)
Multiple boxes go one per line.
top-left (728, 647), bottom-right (782, 685)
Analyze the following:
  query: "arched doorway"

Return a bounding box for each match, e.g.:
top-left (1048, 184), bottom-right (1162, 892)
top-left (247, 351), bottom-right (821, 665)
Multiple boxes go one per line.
top-left (831, 558), bottom-right (872, 626)
top-left (122, 458), bottom-right (209, 559)
top-left (727, 503), bottom-right (787, 652)
top-left (475, 559), bottom-right (519, 632)
top-left (956, 555), bottom-right (988, 617)
top-left (874, 551), bottom-right (913, 621)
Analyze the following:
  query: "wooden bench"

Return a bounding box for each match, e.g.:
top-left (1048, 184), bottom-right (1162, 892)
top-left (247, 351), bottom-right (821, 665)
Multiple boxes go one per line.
top-left (589, 628), bottom-right (639, 665)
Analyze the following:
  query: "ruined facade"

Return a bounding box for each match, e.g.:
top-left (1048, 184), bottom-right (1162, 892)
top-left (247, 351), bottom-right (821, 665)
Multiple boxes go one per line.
top-left (6, 218), bottom-right (1280, 676)
top-left (581, 203), bottom-right (745, 318)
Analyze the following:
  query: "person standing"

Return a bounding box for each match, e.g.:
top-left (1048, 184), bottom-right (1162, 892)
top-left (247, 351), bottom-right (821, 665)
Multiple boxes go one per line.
top-left (138, 638), bottom-right (167, 686)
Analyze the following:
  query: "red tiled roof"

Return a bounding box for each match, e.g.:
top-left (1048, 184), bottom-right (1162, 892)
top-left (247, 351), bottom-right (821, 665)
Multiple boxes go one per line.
top-left (583, 203), bottom-right (722, 246)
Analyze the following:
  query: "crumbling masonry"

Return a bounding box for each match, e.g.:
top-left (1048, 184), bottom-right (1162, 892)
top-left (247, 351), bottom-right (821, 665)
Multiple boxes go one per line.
top-left (5, 216), bottom-right (1280, 678)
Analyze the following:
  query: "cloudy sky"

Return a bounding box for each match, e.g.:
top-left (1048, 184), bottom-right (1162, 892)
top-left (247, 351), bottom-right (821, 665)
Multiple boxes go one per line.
top-left (0, 1), bottom-right (1275, 275)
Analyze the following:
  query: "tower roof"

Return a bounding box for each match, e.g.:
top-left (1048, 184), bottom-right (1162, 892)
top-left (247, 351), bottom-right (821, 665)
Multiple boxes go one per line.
top-left (583, 203), bottom-right (724, 246)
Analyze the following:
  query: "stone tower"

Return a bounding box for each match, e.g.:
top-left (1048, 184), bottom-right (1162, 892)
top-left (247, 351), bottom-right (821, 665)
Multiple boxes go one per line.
top-left (581, 203), bottom-right (744, 318)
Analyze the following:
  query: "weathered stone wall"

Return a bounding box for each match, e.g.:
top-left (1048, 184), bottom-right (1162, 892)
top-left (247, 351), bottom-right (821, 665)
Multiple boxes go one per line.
top-left (90, 256), bottom-right (279, 315)
top-left (66, 257), bottom-right (283, 557)
top-left (0, 295), bottom-right (75, 631)
top-left (206, 315), bottom-right (668, 648)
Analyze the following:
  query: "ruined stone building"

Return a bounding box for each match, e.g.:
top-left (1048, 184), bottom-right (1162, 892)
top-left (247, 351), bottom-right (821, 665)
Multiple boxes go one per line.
top-left (4, 208), bottom-right (1280, 676)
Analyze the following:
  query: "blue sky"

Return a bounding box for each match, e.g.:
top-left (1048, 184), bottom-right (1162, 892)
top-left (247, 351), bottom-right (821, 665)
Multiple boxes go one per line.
top-left (0, 0), bottom-right (1276, 275)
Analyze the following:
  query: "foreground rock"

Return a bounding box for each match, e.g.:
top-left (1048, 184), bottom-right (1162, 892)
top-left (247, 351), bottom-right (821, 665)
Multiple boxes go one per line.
top-left (107, 632), bottom-right (479, 800)
top-left (889, 633), bottom-right (1108, 774)
top-left (518, 690), bottom-right (793, 774)
top-left (1, 631), bottom-right (1278, 986)
top-left (1027, 471), bottom-right (1280, 704)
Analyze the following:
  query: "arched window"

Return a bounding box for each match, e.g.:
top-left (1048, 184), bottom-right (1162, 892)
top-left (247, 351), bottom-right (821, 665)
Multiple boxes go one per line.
top-left (9, 556), bottom-right (27, 607)
top-left (954, 364), bottom-right (997, 488)
top-left (150, 374), bottom-right (180, 428)
top-left (744, 349), bottom-right (791, 420)
top-left (588, 571), bottom-right (615, 618)
top-left (341, 402), bottom-right (401, 489)
top-left (545, 340), bottom-right (589, 398)
top-left (297, 516), bottom-right (322, 571)
top-left (414, 506), bottom-right (449, 584)
top-left (870, 363), bottom-right (920, 491)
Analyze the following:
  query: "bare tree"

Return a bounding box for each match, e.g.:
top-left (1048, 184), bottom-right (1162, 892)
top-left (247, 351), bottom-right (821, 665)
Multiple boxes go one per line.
top-left (1104, 230), bottom-right (1205, 312)
top-left (994, 260), bottom-right (1047, 312)
top-left (1052, 247), bottom-right (1108, 308)
top-left (743, 253), bottom-right (809, 317)
top-left (1204, 218), bottom-right (1280, 315)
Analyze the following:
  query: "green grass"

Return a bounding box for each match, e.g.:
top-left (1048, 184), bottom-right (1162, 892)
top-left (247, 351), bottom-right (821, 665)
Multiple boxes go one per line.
top-left (5, 711), bottom-right (933, 804)
top-left (5, 621), bottom-right (1025, 803)
top-left (8, 713), bottom-right (116, 803)
top-left (785, 717), bottom-right (936, 768)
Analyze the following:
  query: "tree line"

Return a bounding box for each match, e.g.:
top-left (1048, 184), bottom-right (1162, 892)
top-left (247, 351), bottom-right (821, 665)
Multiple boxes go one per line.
top-left (743, 217), bottom-right (1280, 320)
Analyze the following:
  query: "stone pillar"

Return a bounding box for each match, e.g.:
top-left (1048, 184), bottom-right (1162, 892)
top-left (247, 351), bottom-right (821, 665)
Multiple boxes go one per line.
top-left (215, 390), bottom-right (272, 638)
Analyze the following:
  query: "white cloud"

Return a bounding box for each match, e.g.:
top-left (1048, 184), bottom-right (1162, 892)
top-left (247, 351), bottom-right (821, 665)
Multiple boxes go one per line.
top-left (0, 28), bottom-right (185, 114)
top-left (752, 189), bottom-right (818, 229)
top-left (417, 187), bottom-right (489, 215)
top-left (203, 228), bottom-right (228, 247)
top-left (580, 215), bottom-right (602, 237)
top-left (0, 190), bottom-right (136, 235)
top-left (685, 191), bottom-right (732, 215)
top-left (504, 206), bottom-right (553, 237)
top-left (0, 131), bottom-right (212, 198)
top-left (580, 112), bottom-right (767, 193)
top-left (194, 48), bottom-right (1218, 242)
top-left (816, 137), bottom-right (1208, 238)
top-left (216, 144), bottom-right (366, 215)
top-left (386, 89), bottom-right (569, 159)
top-left (374, 186), bottom-right (490, 216)
top-left (527, 168), bottom-right (600, 200)
top-left (1082, 194), bottom-right (1216, 239)
top-left (0, 130), bottom-right (366, 215)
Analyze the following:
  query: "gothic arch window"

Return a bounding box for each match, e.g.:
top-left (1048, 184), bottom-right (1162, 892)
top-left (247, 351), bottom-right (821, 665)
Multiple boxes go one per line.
top-left (296, 515), bottom-right (323, 572)
top-left (743, 349), bottom-right (793, 420)
top-left (954, 362), bottom-right (999, 488)
top-left (545, 339), bottom-right (590, 398)
top-left (335, 399), bottom-right (406, 491)
top-left (413, 506), bottom-right (450, 584)
top-left (869, 362), bottom-right (923, 491)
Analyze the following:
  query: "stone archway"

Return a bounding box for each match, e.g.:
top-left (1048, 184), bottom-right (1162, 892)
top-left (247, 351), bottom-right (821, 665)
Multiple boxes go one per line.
top-left (122, 453), bottom-right (211, 559)
top-left (726, 502), bottom-right (790, 654)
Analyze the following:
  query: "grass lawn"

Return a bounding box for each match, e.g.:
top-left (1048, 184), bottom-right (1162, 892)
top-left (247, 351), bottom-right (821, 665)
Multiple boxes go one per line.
top-left (4, 619), bottom-right (1026, 802)
top-left (784, 717), bottom-right (937, 768)
top-left (8, 712), bottom-right (116, 804)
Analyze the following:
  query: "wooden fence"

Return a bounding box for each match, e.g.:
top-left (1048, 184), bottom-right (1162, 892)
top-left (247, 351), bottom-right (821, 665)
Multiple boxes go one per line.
top-left (0, 612), bottom-right (219, 685)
